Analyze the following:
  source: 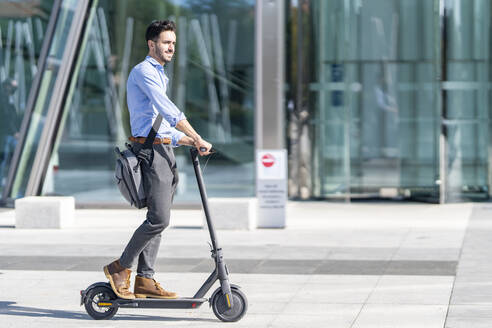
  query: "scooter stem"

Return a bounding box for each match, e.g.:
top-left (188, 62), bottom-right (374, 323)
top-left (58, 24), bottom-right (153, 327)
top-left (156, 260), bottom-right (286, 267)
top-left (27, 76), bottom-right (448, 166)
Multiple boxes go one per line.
top-left (190, 149), bottom-right (219, 252)
top-left (190, 148), bottom-right (233, 308)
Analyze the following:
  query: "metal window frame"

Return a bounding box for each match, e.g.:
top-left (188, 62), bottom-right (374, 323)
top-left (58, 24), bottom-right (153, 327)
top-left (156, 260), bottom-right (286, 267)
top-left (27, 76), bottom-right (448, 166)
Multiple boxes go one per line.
top-left (438, 0), bottom-right (447, 204)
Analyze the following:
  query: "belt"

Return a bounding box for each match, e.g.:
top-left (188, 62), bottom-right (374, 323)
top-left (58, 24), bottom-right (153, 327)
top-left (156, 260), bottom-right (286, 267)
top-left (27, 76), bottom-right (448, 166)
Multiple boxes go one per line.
top-left (129, 136), bottom-right (172, 145)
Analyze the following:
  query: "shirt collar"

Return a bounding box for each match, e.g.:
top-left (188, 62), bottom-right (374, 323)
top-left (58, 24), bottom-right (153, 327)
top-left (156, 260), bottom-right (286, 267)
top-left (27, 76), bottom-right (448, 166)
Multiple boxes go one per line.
top-left (145, 55), bottom-right (164, 69)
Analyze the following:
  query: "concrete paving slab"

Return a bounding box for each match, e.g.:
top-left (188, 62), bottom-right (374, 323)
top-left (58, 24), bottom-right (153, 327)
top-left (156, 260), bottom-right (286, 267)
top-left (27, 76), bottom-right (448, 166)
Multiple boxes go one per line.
top-left (316, 260), bottom-right (387, 275)
top-left (271, 307), bottom-right (359, 328)
top-left (445, 305), bottom-right (492, 328)
top-left (392, 247), bottom-right (461, 261)
top-left (352, 304), bottom-right (448, 328)
top-left (448, 278), bottom-right (492, 305)
top-left (326, 247), bottom-right (396, 261)
top-left (367, 275), bottom-right (454, 305)
top-left (442, 205), bottom-right (492, 326)
top-left (267, 245), bottom-right (331, 260)
top-left (445, 317), bottom-right (492, 328)
top-left (294, 279), bottom-right (378, 304)
top-left (399, 230), bottom-right (468, 249)
top-left (385, 260), bottom-right (457, 276)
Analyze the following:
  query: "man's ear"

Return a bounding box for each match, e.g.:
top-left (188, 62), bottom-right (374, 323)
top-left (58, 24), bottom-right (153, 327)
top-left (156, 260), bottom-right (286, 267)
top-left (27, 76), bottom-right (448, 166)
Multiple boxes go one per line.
top-left (147, 39), bottom-right (153, 50)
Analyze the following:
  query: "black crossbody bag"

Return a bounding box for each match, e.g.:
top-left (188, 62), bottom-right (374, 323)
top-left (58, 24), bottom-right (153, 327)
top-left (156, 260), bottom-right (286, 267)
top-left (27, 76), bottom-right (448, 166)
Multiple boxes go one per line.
top-left (113, 115), bottom-right (163, 208)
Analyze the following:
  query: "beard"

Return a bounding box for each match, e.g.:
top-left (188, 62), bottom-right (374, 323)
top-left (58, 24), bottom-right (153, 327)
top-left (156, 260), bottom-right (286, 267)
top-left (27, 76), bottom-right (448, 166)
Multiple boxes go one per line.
top-left (156, 50), bottom-right (173, 64)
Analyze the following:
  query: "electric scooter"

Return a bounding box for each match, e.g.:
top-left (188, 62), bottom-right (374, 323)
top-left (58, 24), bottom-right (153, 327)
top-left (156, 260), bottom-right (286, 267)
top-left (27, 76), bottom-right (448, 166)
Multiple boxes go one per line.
top-left (80, 148), bottom-right (248, 322)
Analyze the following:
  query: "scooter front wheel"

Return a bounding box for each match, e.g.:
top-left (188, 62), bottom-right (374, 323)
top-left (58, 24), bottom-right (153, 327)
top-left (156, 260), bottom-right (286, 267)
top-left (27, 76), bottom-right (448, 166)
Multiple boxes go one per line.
top-left (84, 285), bottom-right (118, 320)
top-left (211, 287), bottom-right (248, 322)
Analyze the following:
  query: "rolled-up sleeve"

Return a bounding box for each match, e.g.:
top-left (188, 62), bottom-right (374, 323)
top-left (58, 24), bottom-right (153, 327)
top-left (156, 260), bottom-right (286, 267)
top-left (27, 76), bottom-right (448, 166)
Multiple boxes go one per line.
top-left (133, 66), bottom-right (186, 127)
top-left (170, 128), bottom-right (186, 147)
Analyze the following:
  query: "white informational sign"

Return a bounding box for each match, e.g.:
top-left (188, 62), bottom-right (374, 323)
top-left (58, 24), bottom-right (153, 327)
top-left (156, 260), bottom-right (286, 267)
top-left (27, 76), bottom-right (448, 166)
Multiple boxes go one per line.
top-left (256, 149), bottom-right (287, 228)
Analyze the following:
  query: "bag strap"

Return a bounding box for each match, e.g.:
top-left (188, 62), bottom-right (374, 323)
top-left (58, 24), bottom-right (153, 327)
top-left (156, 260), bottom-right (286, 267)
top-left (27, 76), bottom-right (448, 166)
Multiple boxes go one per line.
top-left (142, 114), bottom-right (163, 149)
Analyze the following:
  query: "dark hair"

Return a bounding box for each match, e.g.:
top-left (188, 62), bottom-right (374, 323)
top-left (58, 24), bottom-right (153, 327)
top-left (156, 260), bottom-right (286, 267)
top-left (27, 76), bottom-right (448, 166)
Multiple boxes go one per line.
top-left (145, 20), bottom-right (176, 41)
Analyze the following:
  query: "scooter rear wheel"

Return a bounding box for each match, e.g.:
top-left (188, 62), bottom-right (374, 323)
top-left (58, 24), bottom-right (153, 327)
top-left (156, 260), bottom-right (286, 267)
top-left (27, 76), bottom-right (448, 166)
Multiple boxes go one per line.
top-left (84, 285), bottom-right (118, 320)
top-left (211, 287), bottom-right (248, 322)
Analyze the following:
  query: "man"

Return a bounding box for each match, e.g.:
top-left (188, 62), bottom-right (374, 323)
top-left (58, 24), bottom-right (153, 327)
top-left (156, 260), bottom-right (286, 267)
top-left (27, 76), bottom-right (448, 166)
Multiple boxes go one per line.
top-left (104, 20), bottom-right (212, 300)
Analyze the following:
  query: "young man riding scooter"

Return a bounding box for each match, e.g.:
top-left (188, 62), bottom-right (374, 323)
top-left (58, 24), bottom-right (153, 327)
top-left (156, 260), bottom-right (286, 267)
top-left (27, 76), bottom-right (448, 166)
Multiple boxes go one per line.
top-left (104, 20), bottom-right (212, 300)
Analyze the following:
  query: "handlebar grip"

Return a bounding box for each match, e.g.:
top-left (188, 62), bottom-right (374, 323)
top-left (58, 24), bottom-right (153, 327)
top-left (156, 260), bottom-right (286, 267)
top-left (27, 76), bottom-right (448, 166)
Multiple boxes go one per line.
top-left (200, 147), bottom-right (216, 153)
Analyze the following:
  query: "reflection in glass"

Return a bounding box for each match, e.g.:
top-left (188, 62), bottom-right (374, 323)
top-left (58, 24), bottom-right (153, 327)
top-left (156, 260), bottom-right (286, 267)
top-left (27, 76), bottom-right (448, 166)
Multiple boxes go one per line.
top-left (303, 0), bottom-right (439, 200)
top-left (0, 0), bottom-right (54, 194)
top-left (42, 0), bottom-right (255, 204)
top-left (443, 0), bottom-right (491, 201)
top-left (9, 0), bottom-right (76, 198)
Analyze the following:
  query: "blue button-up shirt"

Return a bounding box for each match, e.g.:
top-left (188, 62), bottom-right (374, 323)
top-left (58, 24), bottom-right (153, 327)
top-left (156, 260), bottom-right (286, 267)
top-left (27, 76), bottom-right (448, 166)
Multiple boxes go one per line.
top-left (127, 56), bottom-right (186, 147)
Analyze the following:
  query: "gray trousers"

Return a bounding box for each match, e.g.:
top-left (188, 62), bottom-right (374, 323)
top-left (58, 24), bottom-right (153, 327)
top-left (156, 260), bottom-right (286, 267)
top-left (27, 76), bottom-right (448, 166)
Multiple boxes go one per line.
top-left (119, 143), bottom-right (178, 278)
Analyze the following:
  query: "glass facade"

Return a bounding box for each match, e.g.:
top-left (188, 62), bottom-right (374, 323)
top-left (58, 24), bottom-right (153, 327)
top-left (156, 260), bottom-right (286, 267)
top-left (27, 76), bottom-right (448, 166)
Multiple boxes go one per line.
top-left (0, 0), bottom-right (55, 196)
top-left (288, 0), bottom-right (492, 202)
top-left (11, 0), bottom-right (81, 199)
top-left (443, 0), bottom-right (491, 202)
top-left (1, 0), bottom-right (492, 206)
top-left (1, 0), bottom-right (256, 205)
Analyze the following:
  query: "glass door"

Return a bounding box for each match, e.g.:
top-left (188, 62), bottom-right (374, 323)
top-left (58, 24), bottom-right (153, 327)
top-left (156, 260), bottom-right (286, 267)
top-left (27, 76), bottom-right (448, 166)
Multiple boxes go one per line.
top-left (309, 0), bottom-right (441, 201)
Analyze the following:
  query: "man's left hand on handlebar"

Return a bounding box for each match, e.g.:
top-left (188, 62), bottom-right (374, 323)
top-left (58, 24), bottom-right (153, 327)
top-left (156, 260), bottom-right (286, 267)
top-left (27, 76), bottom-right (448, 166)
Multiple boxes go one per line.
top-left (194, 138), bottom-right (212, 156)
top-left (177, 136), bottom-right (212, 156)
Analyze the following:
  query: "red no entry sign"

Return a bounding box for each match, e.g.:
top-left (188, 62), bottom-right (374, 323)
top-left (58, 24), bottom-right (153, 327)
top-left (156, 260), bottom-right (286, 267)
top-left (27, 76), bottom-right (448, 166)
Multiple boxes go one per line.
top-left (261, 154), bottom-right (275, 167)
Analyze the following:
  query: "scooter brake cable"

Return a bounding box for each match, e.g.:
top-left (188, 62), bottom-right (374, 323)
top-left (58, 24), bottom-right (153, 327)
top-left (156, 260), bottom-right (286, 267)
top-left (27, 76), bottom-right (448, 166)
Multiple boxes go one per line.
top-left (201, 152), bottom-right (215, 173)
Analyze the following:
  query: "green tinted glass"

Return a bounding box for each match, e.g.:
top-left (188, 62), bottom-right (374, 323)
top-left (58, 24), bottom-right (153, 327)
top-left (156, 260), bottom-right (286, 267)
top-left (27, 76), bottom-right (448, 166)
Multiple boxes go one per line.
top-left (42, 0), bottom-right (255, 204)
top-left (9, 0), bottom-right (79, 199)
top-left (304, 0), bottom-right (440, 200)
top-left (0, 0), bottom-right (55, 196)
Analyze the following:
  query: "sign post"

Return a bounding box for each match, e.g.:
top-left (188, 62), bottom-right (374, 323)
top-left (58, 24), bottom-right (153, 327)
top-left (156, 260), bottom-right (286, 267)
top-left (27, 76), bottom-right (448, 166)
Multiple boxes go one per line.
top-left (256, 149), bottom-right (287, 228)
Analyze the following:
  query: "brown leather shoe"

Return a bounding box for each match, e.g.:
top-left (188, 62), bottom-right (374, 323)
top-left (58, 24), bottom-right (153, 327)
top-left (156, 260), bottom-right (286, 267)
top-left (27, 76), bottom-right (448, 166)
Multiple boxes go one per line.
top-left (103, 260), bottom-right (135, 299)
top-left (134, 276), bottom-right (178, 299)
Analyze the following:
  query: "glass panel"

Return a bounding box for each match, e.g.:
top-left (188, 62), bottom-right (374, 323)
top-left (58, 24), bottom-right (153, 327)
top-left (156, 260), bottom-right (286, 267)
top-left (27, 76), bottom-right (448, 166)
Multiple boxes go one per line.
top-left (9, 0), bottom-right (77, 198)
top-left (42, 0), bottom-right (256, 204)
top-left (309, 0), bottom-right (440, 200)
top-left (309, 0), bottom-right (351, 198)
top-left (0, 0), bottom-right (55, 194)
top-left (443, 0), bottom-right (491, 201)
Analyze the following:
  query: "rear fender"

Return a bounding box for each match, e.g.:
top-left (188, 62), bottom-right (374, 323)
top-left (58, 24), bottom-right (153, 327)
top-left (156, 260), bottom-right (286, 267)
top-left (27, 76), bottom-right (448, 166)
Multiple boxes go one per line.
top-left (80, 282), bottom-right (112, 306)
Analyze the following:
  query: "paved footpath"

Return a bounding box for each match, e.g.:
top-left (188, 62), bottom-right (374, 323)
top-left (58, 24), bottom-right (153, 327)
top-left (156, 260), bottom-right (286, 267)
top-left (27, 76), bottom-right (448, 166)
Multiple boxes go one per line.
top-left (0, 202), bottom-right (490, 327)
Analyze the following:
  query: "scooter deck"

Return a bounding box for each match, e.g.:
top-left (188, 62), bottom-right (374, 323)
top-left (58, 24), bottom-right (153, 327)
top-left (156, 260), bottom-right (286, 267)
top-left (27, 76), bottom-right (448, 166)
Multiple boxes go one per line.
top-left (112, 297), bottom-right (208, 309)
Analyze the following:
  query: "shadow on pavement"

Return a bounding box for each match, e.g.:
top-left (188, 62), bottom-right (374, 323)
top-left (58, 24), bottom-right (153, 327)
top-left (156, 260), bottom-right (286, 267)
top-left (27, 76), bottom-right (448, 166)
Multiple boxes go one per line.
top-left (0, 301), bottom-right (217, 322)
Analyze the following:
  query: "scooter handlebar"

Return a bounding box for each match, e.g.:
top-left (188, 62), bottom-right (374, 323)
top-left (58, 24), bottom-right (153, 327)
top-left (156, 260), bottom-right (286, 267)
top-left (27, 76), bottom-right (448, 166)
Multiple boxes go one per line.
top-left (199, 147), bottom-right (217, 153)
top-left (190, 147), bottom-right (217, 160)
